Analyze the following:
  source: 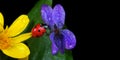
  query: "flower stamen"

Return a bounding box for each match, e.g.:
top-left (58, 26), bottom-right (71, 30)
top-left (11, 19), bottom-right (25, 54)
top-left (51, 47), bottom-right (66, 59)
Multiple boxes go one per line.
top-left (0, 28), bottom-right (11, 49)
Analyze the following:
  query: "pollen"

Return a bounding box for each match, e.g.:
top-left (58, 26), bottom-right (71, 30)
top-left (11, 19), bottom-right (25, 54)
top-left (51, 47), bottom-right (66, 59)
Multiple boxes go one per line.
top-left (0, 29), bottom-right (11, 49)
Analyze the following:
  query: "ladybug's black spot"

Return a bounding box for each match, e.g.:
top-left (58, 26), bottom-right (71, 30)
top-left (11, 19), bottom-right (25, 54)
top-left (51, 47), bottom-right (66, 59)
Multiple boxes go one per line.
top-left (38, 30), bottom-right (40, 32)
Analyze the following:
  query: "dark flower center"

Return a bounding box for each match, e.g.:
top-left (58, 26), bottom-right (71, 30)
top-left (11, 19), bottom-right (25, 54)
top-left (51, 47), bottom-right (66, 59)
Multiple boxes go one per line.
top-left (54, 24), bottom-right (60, 35)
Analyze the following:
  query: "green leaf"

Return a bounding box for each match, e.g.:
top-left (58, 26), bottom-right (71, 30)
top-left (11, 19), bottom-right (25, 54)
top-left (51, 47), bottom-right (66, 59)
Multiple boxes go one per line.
top-left (25, 0), bottom-right (73, 60)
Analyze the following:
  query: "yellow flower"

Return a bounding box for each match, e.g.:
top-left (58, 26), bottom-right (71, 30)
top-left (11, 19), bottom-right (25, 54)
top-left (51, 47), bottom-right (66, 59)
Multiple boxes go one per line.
top-left (0, 12), bottom-right (32, 59)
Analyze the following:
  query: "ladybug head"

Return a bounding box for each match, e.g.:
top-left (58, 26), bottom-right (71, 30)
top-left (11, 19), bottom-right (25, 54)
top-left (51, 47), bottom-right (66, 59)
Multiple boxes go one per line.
top-left (31, 24), bottom-right (46, 37)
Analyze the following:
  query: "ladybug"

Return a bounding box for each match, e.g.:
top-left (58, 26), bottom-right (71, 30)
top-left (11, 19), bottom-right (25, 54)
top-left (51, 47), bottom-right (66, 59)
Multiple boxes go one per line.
top-left (31, 23), bottom-right (47, 37)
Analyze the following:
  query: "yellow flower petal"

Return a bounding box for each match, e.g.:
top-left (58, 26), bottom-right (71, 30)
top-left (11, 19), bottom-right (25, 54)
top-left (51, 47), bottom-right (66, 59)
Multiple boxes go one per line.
top-left (0, 24), bottom-right (4, 32)
top-left (0, 12), bottom-right (4, 26)
top-left (7, 15), bottom-right (29, 37)
top-left (18, 56), bottom-right (29, 60)
top-left (12, 32), bottom-right (32, 44)
top-left (1, 43), bottom-right (30, 58)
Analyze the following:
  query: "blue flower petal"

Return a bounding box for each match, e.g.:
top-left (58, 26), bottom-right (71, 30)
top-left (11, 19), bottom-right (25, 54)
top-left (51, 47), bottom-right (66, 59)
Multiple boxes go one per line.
top-left (52, 4), bottom-right (65, 29)
top-left (41, 5), bottom-right (55, 29)
top-left (54, 33), bottom-right (65, 54)
top-left (49, 32), bottom-right (58, 55)
top-left (61, 29), bottom-right (76, 49)
top-left (50, 32), bottom-right (65, 54)
top-left (51, 42), bottom-right (59, 55)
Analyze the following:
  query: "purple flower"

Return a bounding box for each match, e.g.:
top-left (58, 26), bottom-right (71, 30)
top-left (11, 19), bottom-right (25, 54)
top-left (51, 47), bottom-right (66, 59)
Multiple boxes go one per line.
top-left (41, 4), bottom-right (76, 55)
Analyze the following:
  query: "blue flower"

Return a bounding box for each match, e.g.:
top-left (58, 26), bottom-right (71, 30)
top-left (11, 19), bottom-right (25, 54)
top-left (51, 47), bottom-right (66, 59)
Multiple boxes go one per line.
top-left (41, 4), bottom-right (76, 55)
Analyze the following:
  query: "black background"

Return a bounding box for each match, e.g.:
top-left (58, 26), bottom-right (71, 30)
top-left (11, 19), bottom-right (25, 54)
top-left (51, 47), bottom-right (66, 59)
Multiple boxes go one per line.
top-left (0, 0), bottom-right (85, 60)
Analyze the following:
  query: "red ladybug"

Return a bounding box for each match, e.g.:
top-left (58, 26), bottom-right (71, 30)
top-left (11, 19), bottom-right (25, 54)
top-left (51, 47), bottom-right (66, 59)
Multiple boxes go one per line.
top-left (31, 24), bottom-right (46, 37)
